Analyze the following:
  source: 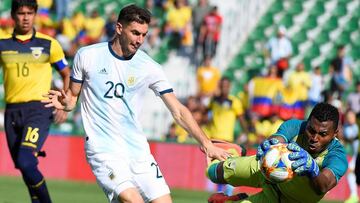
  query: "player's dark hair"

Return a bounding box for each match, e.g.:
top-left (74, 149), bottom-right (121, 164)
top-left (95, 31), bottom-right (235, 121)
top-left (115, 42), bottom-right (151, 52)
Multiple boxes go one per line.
top-left (220, 76), bottom-right (231, 83)
top-left (117, 4), bottom-right (151, 26)
top-left (308, 102), bottom-right (339, 130)
top-left (11, 0), bottom-right (38, 16)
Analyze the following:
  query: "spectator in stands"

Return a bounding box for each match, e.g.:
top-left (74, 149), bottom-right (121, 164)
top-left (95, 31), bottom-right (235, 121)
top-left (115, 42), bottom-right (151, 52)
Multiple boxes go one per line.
top-left (342, 110), bottom-right (359, 203)
top-left (199, 6), bottom-right (222, 60)
top-left (165, 123), bottom-right (178, 142)
top-left (103, 11), bottom-right (117, 41)
top-left (252, 113), bottom-right (283, 146)
top-left (204, 77), bottom-right (248, 196)
top-left (164, 0), bottom-right (192, 52)
top-left (248, 65), bottom-right (284, 118)
top-left (71, 10), bottom-right (86, 36)
top-left (142, 0), bottom-right (162, 54)
top-left (196, 55), bottom-right (221, 106)
top-left (55, 0), bottom-right (69, 21)
top-left (172, 95), bottom-right (207, 143)
top-left (265, 25), bottom-right (293, 78)
top-left (0, 18), bottom-right (14, 35)
top-left (308, 66), bottom-right (325, 108)
top-left (37, 0), bottom-right (52, 17)
top-left (56, 18), bottom-right (79, 57)
top-left (79, 9), bottom-right (105, 45)
top-left (347, 81), bottom-right (360, 131)
top-left (330, 45), bottom-right (353, 99)
top-left (191, 0), bottom-right (211, 64)
top-left (237, 82), bottom-right (251, 121)
top-left (0, 0), bottom-right (70, 202)
top-left (204, 77), bottom-right (249, 144)
top-left (286, 62), bottom-right (311, 119)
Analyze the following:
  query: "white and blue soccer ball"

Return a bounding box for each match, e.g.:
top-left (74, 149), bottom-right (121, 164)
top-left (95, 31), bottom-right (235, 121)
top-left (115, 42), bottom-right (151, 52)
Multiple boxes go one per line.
top-left (259, 143), bottom-right (294, 183)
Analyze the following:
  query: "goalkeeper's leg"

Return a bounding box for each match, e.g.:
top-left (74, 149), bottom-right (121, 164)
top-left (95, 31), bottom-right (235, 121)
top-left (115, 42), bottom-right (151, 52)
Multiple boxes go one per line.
top-left (206, 156), bottom-right (263, 187)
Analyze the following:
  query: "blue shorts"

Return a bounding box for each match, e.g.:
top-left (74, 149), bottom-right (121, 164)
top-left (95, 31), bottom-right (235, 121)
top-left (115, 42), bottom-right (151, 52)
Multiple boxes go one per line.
top-left (5, 101), bottom-right (54, 160)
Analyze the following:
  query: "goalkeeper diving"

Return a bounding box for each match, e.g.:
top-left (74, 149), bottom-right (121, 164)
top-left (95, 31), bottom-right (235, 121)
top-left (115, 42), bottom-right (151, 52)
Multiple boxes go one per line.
top-left (206, 102), bottom-right (348, 203)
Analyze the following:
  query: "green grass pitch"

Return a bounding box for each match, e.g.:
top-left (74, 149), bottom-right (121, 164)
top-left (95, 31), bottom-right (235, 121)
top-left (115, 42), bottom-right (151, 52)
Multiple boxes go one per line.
top-left (0, 176), bottom-right (341, 203)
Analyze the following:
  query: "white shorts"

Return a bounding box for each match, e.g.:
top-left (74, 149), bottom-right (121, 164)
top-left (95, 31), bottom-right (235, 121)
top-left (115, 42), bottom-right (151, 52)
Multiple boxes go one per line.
top-left (86, 153), bottom-right (170, 203)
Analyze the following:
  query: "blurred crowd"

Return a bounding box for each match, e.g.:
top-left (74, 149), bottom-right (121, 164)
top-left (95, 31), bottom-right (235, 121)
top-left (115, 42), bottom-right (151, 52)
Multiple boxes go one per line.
top-left (168, 25), bottom-right (360, 150)
top-left (0, 0), bottom-right (222, 65)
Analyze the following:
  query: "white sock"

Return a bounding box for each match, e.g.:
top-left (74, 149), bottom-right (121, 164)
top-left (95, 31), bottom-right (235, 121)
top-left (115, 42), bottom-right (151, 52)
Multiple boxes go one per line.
top-left (347, 172), bottom-right (358, 197)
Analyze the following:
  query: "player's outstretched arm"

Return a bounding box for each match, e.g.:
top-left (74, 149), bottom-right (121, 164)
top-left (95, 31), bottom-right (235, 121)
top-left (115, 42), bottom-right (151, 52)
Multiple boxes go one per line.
top-left (42, 81), bottom-right (82, 112)
top-left (161, 93), bottom-right (230, 161)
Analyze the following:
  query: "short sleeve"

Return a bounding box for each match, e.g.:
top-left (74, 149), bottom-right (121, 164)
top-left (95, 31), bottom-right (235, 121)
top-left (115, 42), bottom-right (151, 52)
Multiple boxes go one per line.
top-left (70, 51), bottom-right (84, 83)
top-left (232, 97), bottom-right (243, 116)
top-left (272, 119), bottom-right (305, 142)
top-left (148, 65), bottom-right (173, 96)
top-left (50, 38), bottom-right (68, 70)
top-left (322, 144), bottom-right (348, 182)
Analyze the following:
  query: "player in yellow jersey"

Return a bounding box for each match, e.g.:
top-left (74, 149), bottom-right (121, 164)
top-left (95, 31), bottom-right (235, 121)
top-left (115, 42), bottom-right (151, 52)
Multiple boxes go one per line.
top-left (0, 0), bottom-right (70, 202)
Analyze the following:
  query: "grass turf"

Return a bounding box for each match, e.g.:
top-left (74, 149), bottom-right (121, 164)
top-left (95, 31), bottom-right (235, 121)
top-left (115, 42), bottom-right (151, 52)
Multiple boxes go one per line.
top-left (0, 176), bottom-right (342, 203)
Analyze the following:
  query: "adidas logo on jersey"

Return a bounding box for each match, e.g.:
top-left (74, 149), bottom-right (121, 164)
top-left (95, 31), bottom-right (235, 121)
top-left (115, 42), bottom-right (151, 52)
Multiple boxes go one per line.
top-left (98, 68), bottom-right (108, 74)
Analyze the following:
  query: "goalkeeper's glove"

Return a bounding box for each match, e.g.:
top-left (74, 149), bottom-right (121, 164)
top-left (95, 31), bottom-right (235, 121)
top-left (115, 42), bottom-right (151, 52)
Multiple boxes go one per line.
top-left (287, 142), bottom-right (320, 178)
top-left (208, 192), bottom-right (248, 203)
top-left (256, 138), bottom-right (279, 161)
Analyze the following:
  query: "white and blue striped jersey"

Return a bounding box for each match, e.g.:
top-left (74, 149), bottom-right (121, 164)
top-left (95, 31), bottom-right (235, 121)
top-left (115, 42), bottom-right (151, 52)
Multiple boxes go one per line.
top-left (71, 42), bottom-right (173, 159)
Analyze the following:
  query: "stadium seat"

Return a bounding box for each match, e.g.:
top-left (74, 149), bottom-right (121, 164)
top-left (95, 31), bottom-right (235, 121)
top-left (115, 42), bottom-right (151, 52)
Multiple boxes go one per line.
top-left (344, 17), bottom-right (359, 33)
top-left (313, 32), bottom-right (330, 46)
top-left (292, 29), bottom-right (307, 45)
top-left (257, 13), bottom-right (274, 28)
top-left (238, 41), bottom-right (256, 56)
top-left (228, 55), bottom-right (246, 69)
top-left (309, 1), bottom-right (325, 16)
top-left (335, 31), bottom-right (351, 45)
top-left (332, 2), bottom-right (348, 17)
top-left (287, 1), bottom-right (303, 16)
top-left (349, 47), bottom-right (360, 59)
top-left (278, 13), bottom-right (293, 28)
top-left (322, 16), bottom-right (338, 32)
top-left (249, 26), bottom-right (267, 42)
top-left (303, 45), bottom-right (320, 60)
top-left (267, 0), bottom-right (284, 15)
top-left (302, 14), bottom-right (318, 31)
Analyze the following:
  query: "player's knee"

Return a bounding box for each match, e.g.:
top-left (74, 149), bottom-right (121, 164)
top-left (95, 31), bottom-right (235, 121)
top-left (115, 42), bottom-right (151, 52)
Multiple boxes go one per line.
top-left (118, 188), bottom-right (144, 203)
top-left (206, 161), bottom-right (227, 184)
top-left (15, 148), bottom-right (38, 172)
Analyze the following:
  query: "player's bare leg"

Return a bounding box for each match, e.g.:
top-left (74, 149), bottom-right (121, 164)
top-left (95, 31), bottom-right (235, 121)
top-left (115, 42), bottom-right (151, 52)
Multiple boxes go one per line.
top-left (151, 194), bottom-right (172, 203)
top-left (118, 188), bottom-right (144, 203)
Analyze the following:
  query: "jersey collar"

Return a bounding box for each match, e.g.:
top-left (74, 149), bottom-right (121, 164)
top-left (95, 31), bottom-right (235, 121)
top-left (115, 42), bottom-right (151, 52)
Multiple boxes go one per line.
top-left (12, 28), bottom-right (36, 43)
top-left (108, 41), bottom-right (135, 60)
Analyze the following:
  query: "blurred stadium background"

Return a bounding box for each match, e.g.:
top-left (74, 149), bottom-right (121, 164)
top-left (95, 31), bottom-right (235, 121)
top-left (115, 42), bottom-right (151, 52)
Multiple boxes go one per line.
top-left (1, 0), bottom-right (359, 202)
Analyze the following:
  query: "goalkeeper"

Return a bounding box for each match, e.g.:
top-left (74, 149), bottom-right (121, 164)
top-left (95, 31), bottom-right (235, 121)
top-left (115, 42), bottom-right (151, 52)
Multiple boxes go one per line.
top-left (207, 102), bottom-right (348, 203)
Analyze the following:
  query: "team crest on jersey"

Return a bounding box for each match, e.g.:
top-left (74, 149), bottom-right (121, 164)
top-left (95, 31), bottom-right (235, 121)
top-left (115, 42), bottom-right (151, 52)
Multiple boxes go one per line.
top-left (30, 47), bottom-right (44, 59)
top-left (127, 76), bottom-right (136, 86)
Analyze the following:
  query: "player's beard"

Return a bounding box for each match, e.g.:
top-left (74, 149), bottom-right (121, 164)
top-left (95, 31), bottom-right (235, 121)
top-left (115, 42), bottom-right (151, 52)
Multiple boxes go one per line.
top-left (118, 36), bottom-right (138, 57)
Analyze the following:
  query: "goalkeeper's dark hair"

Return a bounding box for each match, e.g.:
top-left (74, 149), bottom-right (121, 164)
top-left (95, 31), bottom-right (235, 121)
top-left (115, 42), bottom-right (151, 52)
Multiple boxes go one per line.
top-left (11, 0), bottom-right (38, 16)
top-left (308, 102), bottom-right (339, 130)
top-left (117, 4), bottom-right (151, 26)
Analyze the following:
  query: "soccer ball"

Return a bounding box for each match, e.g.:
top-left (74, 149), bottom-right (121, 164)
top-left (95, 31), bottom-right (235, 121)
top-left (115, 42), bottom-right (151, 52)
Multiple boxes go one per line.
top-left (259, 143), bottom-right (294, 183)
